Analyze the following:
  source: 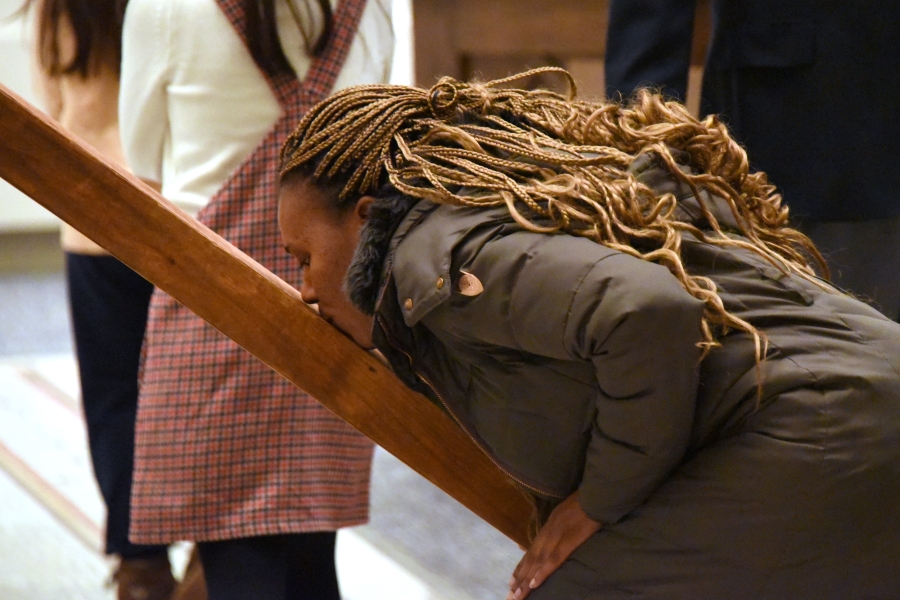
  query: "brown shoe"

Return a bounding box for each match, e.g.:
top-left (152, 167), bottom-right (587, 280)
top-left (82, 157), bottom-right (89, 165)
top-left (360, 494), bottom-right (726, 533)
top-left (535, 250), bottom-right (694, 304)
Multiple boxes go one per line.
top-left (112, 555), bottom-right (177, 600)
top-left (171, 546), bottom-right (207, 600)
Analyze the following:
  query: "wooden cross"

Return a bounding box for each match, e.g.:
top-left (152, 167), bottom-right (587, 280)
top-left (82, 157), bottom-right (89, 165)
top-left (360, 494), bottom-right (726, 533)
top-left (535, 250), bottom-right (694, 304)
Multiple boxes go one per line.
top-left (0, 83), bottom-right (532, 547)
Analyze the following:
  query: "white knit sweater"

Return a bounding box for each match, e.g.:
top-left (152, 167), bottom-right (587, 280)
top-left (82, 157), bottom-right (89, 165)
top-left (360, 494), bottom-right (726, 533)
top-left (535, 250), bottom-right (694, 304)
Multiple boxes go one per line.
top-left (120, 0), bottom-right (394, 216)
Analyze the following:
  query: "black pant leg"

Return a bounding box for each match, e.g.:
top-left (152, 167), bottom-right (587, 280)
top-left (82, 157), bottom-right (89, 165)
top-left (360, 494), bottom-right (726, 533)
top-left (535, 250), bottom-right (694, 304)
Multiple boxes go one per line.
top-left (65, 253), bottom-right (165, 558)
top-left (198, 533), bottom-right (340, 600)
top-left (283, 531), bottom-right (340, 600)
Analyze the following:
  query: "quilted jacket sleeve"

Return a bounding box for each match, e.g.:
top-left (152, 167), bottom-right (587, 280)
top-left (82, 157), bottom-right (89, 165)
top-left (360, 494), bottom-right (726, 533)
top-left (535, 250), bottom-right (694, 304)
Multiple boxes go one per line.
top-left (441, 230), bottom-right (706, 523)
top-left (560, 248), bottom-right (705, 523)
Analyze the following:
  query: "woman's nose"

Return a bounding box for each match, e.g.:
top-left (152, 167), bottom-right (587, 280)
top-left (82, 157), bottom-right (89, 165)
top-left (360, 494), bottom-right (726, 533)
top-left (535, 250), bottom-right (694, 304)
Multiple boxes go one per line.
top-left (299, 278), bottom-right (318, 304)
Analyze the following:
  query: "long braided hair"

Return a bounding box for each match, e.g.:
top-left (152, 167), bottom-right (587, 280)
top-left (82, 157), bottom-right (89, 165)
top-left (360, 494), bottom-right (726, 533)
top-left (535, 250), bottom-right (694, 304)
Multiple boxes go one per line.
top-left (280, 67), bottom-right (828, 360)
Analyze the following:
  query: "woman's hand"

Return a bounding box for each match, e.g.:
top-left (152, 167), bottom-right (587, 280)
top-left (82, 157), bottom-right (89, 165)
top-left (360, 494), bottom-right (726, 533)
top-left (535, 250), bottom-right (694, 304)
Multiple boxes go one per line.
top-left (507, 491), bottom-right (602, 600)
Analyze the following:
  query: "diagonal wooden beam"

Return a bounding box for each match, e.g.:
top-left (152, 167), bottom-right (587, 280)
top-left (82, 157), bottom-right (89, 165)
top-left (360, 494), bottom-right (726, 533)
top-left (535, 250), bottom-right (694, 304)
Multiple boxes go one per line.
top-left (0, 83), bottom-right (532, 547)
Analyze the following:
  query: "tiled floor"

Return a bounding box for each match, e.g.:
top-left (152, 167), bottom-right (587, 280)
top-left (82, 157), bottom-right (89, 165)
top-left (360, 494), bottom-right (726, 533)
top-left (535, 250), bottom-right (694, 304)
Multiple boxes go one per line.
top-left (0, 353), bottom-right (443, 600)
top-left (0, 466), bottom-right (114, 600)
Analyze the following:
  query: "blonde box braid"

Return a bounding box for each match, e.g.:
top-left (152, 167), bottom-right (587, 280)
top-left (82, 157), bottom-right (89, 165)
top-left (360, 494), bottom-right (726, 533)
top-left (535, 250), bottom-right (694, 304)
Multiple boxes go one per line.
top-left (280, 67), bottom-right (829, 363)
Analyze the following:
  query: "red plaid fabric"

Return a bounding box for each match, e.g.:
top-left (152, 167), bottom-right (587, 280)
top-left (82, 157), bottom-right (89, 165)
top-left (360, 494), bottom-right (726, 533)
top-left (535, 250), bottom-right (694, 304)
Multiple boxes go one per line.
top-left (130, 0), bottom-right (373, 543)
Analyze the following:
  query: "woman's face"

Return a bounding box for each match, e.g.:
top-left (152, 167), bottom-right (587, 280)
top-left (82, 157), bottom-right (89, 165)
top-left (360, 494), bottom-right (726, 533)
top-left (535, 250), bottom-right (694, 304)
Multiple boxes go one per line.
top-left (278, 176), bottom-right (375, 348)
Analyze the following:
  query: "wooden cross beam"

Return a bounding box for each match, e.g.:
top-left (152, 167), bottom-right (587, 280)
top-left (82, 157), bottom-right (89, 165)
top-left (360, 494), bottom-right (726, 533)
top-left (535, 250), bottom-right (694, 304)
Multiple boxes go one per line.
top-left (0, 83), bottom-right (532, 547)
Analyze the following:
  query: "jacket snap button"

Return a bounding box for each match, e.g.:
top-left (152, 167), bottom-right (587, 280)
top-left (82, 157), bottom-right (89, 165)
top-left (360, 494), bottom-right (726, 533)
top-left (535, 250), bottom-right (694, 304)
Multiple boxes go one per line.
top-left (458, 272), bottom-right (484, 296)
top-left (436, 277), bottom-right (445, 290)
top-left (404, 298), bottom-right (414, 310)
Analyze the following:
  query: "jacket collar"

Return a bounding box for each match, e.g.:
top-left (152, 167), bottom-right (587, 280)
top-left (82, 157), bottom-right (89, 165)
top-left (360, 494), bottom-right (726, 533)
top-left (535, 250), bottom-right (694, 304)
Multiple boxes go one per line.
top-left (346, 151), bottom-right (733, 321)
top-left (345, 189), bottom-right (513, 327)
top-left (386, 201), bottom-right (508, 326)
top-left (344, 192), bottom-right (422, 315)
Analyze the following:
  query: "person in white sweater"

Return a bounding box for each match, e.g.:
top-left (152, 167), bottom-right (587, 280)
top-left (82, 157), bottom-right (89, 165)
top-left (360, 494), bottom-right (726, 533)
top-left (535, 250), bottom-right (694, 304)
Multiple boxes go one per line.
top-left (121, 0), bottom-right (393, 217)
top-left (118, 1), bottom-right (394, 599)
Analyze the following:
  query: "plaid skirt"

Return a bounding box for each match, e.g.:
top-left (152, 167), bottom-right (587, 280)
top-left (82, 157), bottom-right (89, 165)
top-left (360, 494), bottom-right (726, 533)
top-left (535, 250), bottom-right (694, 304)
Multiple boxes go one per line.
top-left (129, 0), bottom-right (374, 543)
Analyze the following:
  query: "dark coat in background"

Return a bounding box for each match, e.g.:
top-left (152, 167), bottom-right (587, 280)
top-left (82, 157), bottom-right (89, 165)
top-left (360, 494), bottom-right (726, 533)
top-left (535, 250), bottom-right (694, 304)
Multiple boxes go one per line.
top-left (604, 0), bottom-right (900, 223)
top-left (349, 156), bottom-right (900, 598)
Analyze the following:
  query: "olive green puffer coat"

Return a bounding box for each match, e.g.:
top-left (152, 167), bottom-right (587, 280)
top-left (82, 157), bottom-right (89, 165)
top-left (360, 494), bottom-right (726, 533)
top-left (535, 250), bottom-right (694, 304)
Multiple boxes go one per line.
top-left (356, 155), bottom-right (900, 599)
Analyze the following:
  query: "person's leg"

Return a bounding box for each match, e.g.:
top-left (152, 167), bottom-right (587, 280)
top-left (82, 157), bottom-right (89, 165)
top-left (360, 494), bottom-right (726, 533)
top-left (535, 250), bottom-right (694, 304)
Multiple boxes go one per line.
top-left (67, 253), bottom-right (173, 600)
top-left (197, 533), bottom-right (340, 600)
top-left (197, 536), bottom-right (287, 600)
top-left (801, 217), bottom-right (900, 321)
top-left (283, 532), bottom-right (340, 600)
top-left (66, 253), bottom-right (166, 558)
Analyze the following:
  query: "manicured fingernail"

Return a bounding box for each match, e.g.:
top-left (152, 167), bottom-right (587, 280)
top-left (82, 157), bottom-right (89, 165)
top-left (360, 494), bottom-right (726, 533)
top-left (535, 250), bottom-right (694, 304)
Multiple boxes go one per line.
top-left (514, 589), bottom-right (523, 600)
top-left (529, 578), bottom-right (538, 589)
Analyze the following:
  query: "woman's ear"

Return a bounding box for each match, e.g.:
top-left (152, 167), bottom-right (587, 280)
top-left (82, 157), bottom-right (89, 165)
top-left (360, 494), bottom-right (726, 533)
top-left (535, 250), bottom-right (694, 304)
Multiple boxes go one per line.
top-left (354, 196), bottom-right (375, 221)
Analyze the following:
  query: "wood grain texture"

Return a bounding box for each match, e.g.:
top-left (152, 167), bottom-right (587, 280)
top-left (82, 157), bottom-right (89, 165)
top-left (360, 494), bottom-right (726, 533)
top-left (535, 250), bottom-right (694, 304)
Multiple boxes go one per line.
top-left (412, 0), bottom-right (610, 103)
top-left (452, 0), bottom-right (608, 56)
top-left (0, 83), bottom-right (533, 546)
top-left (412, 0), bottom-right (460, 84)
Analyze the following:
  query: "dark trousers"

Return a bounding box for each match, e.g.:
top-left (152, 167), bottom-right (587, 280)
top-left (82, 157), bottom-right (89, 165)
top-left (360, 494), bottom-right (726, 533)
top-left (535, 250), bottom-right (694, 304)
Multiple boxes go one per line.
top-left (66, 253), bottom-right (167, 558)
top-left (801, 217), bottom-right (900, 321)
top-left (197, 533), bottom-right (340, 600)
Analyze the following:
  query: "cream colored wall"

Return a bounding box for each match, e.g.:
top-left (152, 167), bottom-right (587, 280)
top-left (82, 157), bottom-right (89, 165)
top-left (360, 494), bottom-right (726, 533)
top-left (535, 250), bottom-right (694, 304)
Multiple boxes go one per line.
top-left (0, 0), bottom-right (59, 232)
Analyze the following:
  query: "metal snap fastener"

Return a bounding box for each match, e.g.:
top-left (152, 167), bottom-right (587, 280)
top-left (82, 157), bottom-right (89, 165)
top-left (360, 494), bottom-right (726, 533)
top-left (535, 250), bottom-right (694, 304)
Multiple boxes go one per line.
top-left (404, 298), bottom-right (414, 310)
top-left (458, 272), bottom-right (484, 297)
top-left (436, 277), bottom-right (445, 290)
